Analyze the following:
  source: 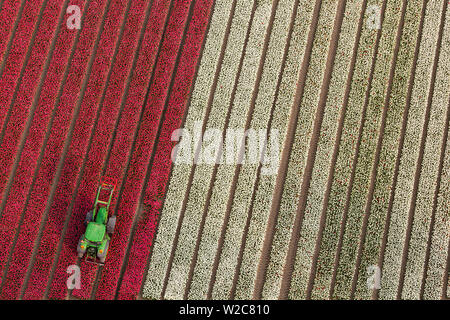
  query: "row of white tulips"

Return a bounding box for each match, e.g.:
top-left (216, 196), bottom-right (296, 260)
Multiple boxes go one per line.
top-left (353, 0), bottom-right (424, 299)
top-left (284, 0), bottom-right (341, 300)
top-left (292, 0), bottom-right (382, 299)
top-left (289, 0), bottom-right (376, 300)
top-left (423, 23), bottom-right (450, 293)
top-left (163, 0), bottom-right (256, 299)
top-left (233, 0), bottom-right (316, 300)
top-left (402, 4), bottom-right (450, 299)
top-left (186, 0), bottom-right (274, 300)
top-left (423, 131), bottom-right (450, 299)
top-left (142, 0), bottom-right (235, 299)
top-left (259, 0), bottom-right (331, 300)
top-left (143, 0), bottom-right (448, 300)
top-left (332, 0), bottom-right (405, 299)
top-left (211, 0), bottom-right (296, 300)
top-left (380, 0), bottom-right (445, 300)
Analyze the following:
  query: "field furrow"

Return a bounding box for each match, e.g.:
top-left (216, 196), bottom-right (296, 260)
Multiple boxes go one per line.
top-left (69, 0), bottom-right (181, 300)
top-left (296, 0), bottom-right (365, 300)
top-left (32, 0), bottom-right (125, 299)
top-left (0, 1), bottom-right (23, 65)
top-left (39, 0), bottom-right (135, 300)
top-left (0, 0), bottom-right (67, 291)
top-left (0, 0), bottom-right (446, 301)
top-left (0, 0), bottom-right (67, 208)
top-left (186, 0), bottom-right (279, 300)
top-left (0, 0), bottom-right (74, 299)
top-left (259, 0), bottom-right (318, 300)
top-left (423, 106), bottom-right (450, 299)
top-left (0, 0), bottom-right (43, 138)
top-left (0, 0), bottom-right (65, 206)
top-left (47, 0), bottom-right (160, 300)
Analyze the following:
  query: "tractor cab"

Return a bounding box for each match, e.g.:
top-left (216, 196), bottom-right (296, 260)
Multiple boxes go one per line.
top-left (85, 221), bottom-right (106, 242)
top-left (77, 182), bottom-right (116, 265)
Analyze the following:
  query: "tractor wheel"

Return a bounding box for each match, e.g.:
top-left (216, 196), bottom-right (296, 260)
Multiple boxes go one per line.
top-left (85, 210), bottom-right (93, 225)
top-left (98, 240), bottom-right (109, 263)
top-left (77, 235), bottom-right (85, 258)
top-left (107, 216), bottom-right (117, 235)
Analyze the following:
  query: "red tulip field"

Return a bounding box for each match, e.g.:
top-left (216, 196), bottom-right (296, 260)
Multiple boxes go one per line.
top-left (0, 0), bottom-right (448, 300)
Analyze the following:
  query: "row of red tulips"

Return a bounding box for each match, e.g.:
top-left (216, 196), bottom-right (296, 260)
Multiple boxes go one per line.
top-left (69, 0), bottom-right (191, 300)
top-left (17, 0), bottom-right (111, 299)
top-left (93, 0), bottom-right (195, 300)
top-left (42, 0), bottom-right (135, 300)
top-left (0, 0), bottom-right (85, 298)
top-left (116, 0), bottom-right (213, 300)
top-left (0, 0), bottom-right (59, 202)
top-left (0, 0), bottom-right (211, 300)
top-left (52, 0), bottom-right (164, 300)
top-left (0, 0), bottom-right (63, 214)
top-left (0, 0), bottom-right (43, 137)
top-left (0, 0), bottom-right (68, 294)
top-left (0, 1), bottom-right (23, 75)
top-left (49, 0), bottom-right (162, 300)
top-left (0, 2), bottom-right (21, 56)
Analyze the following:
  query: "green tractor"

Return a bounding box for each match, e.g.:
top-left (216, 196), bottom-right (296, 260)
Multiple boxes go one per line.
top-left (77, 182), bottom-right (116, 265)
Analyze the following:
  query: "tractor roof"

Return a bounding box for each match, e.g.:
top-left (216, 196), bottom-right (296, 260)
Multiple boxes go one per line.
top-left (85, 222), bottom-right (106, 243)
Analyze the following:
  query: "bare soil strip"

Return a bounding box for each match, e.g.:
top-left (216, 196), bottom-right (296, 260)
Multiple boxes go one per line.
top-left (0, 2), bottom-right (48, 159)
top-left (0, 0), bottom-right (69, 217)
top-left (40, 0), bottom-right (116, 298)
top-left (1, 0), bottom-right (447, 300)
top-left (256, 0), bottom-right (320, 300)
top-left (374, 0), bottom-right (427, 301)
top-left (230, 0), bottom-right (299, 300)
top-left (59, 0), bottom-right (137, 299)
top-left (284, 0), bottom-right (345, 300)
top-left (251, 0), bottom-right (307, 300)
top-left (0, 0), bottom-right (26, 78)
top-left (0, 1), bottom-right (47, 147)
top-left (70, 0), bottom-right (169, 299)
